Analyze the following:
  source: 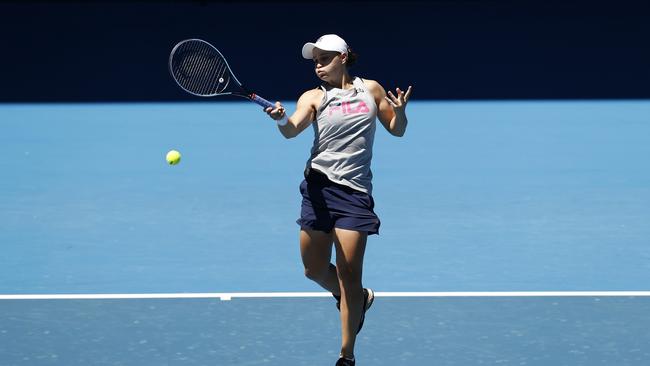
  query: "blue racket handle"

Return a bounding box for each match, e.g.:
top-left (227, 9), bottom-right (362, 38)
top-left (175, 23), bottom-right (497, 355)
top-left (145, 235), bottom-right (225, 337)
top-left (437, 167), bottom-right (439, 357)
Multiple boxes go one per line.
top-left (250, 93), bottom-right (288, 126)
top-left (250, 93), bottom-right (275, 109)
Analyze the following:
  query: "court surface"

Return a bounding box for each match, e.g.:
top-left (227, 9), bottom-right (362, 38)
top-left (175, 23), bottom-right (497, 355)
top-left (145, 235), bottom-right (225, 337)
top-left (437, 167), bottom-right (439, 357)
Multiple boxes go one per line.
top-left (1, 100), bottom-right (649, 365)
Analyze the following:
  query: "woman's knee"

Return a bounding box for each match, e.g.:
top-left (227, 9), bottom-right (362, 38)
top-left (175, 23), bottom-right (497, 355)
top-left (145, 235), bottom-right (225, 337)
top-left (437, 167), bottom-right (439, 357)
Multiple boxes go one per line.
top-left (300, 230), bottom-right (334, 282)
top-left (336, 263), bottom-right (362, 285)
top-left (304, 264), bottom-right (330, 282)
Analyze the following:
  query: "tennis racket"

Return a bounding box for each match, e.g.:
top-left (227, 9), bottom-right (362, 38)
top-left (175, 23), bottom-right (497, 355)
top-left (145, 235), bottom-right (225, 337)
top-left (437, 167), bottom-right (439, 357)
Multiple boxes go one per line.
top-left (169, 39), bottom-right (278, 111)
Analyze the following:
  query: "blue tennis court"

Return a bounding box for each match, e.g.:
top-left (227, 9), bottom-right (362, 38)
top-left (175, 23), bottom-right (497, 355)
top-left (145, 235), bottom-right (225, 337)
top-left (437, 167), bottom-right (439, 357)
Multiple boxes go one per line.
top-left (1, 100), bottom-right (649, 365)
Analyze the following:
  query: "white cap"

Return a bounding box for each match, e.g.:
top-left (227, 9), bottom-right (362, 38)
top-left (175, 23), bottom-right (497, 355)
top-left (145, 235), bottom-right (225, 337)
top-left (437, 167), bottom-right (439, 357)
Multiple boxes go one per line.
top-left (302, 34), bottom-right (349, 59)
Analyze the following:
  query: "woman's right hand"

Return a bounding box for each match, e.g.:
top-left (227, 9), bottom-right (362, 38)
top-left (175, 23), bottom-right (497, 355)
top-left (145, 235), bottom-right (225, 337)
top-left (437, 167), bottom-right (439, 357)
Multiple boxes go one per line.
top-left (265, 101), bottom-right (286, 121)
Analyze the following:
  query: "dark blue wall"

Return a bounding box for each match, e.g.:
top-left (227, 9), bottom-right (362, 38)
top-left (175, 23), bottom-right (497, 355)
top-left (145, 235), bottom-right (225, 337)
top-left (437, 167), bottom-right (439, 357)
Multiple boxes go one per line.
top-left (1, 1), bottom-right (649, 102)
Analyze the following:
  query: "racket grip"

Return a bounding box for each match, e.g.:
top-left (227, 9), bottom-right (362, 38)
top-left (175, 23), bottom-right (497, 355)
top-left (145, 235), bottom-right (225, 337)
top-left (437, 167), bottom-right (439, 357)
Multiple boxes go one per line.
top-left (250, 94), bottom-right (275, 109)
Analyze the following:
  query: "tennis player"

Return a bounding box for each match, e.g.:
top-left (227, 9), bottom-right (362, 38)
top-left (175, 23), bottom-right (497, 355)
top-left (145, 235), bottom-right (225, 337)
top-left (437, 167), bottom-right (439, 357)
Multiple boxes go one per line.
top-left (265, 34), bottom-right (411, 366)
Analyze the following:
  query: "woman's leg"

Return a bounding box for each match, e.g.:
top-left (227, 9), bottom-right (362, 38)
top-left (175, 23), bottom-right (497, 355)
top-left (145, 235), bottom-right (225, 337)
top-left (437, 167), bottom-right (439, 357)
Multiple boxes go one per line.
top-left (300, 229), bottom-right (340, 295)
top-left (333, 228), bottom-right (368, 359)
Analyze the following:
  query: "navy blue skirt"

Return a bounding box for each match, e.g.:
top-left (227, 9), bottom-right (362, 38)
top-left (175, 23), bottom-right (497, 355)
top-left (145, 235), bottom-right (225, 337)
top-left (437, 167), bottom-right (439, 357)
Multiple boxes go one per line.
top-left (297, 168), bottom-right (381, 235)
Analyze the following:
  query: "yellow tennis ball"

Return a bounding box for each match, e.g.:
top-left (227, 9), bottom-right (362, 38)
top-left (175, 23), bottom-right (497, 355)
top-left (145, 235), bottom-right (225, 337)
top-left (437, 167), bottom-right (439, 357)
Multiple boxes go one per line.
top-left (166, 150), bottom-right (181, 165)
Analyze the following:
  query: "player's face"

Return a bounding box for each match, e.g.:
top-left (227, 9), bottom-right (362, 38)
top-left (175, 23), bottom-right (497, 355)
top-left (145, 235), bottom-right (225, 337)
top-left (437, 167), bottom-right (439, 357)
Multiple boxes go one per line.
top-left (312, 49), bottom-right (343, 81)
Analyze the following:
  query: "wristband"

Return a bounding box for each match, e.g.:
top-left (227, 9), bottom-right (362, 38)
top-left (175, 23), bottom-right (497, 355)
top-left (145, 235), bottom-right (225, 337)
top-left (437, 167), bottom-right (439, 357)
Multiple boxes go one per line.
top-left (276, 115), bottom-right (288, 126)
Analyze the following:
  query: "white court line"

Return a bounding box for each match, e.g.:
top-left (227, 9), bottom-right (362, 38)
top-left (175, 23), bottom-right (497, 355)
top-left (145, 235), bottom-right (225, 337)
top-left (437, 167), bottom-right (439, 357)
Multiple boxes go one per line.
top-left (1, 291), bottom-right (650, 301)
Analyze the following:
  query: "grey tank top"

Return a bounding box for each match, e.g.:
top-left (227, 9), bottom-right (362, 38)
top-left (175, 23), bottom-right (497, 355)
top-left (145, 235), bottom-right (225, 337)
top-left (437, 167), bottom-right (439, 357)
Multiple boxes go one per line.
top-left (307, 77), bottom-right (378, 194)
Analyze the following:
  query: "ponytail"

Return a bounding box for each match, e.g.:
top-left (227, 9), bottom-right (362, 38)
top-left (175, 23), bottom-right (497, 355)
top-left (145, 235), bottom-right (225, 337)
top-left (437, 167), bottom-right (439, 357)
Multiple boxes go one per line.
top-left (346, 49), bottom-right (358, 68)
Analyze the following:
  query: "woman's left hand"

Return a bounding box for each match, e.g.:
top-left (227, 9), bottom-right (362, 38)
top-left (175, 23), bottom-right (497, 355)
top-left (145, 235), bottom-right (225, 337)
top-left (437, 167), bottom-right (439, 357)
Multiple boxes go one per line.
top-left (385, 86), bottom-right (412, 113)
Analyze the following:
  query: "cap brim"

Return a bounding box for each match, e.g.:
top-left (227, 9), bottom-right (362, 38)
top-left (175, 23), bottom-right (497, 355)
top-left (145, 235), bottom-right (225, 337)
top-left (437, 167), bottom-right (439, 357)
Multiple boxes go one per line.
top-left (302, 43), bottom-right (316, 59)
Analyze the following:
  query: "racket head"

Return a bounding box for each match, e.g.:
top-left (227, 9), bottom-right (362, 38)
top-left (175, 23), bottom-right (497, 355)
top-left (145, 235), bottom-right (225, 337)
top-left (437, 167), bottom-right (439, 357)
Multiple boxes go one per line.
top-left (169, 39), bottom-right (242, 97)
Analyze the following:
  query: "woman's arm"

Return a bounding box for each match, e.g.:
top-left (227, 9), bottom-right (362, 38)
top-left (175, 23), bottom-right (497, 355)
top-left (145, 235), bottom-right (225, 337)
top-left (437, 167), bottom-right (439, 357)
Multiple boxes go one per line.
top-left (365, 79), bottom-right (412, 137)
top-left (265, 89), bottom-right (322, 139)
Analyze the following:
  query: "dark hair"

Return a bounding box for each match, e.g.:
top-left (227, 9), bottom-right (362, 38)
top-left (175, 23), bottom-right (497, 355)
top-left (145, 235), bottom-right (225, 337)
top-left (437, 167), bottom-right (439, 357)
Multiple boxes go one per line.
top-left (346, 49), bottom-right (358, 68)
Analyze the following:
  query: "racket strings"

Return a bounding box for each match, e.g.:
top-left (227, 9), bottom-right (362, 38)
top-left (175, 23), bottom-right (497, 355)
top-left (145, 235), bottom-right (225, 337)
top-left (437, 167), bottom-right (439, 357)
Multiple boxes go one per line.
top-left (171, 41), bottom-right (230, 96)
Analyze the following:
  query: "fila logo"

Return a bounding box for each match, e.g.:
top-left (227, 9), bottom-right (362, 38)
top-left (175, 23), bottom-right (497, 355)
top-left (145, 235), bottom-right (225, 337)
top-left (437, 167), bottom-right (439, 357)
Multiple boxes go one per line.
top-left (328, 101), bottom-right (370, 115)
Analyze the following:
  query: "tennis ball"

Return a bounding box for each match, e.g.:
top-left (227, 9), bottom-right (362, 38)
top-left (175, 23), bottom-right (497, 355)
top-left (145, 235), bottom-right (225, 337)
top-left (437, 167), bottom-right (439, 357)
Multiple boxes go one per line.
top-left (166, 150), bottom-right (181, 165)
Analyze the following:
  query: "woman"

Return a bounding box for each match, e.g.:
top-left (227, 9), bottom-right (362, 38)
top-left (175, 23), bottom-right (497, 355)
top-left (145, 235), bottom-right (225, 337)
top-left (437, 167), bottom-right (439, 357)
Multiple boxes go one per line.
top-left (265, 34), bottom-right (412, 366)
